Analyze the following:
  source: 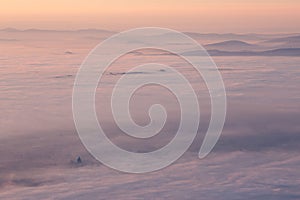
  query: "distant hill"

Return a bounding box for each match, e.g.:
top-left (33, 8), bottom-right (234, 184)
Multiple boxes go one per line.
top-left (265, 35), bottom-right (300, 43)
top-left (184, 32), bottom-right (264, 41)
top-left (183, 32), bottom-right (299, 42)
top-left (0, 28), bottom-right (115, 34)
top-left (261, 35), bottom-right (300, 48)
top-left (260, 48), bottom-right (300, 56)
top-left (77, 28), bottom-right (115, 34)
top-left (0, 28), bottom-right (19, 32)
top-left (204, 40), bottom-right (258, 51)
top-left (182, 48), bottom-right (300, 57)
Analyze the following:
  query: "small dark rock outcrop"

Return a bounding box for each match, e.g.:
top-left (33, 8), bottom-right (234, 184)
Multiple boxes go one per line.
top-left (76, 156), bottom-right (82, 164)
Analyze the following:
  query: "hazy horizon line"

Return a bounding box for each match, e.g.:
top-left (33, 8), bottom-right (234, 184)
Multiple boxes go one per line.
top-left (1, 27), bottom-right (299, 35)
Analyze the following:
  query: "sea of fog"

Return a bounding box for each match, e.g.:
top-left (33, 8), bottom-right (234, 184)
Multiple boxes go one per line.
top-left (0, 29), bottom-right (300, 199)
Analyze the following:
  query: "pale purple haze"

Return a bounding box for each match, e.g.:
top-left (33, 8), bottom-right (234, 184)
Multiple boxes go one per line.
top-left (0, 29), bottom-right (300, 199)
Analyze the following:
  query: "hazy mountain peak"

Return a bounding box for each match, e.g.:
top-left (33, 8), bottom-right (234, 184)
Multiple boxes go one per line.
top-left (206, 40), bottom-right (253, 47)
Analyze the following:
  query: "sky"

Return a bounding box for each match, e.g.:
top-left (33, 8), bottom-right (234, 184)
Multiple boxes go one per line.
top-left (1, 0), bottom-right (300, 33)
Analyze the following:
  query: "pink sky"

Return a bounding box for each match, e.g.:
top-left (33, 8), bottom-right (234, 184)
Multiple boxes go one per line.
top-left (1, 0), bottom-right (300, 33)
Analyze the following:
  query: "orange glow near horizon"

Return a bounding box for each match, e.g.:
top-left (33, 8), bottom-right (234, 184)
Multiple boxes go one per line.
top-left (1, 0), bottom-right (300, 33)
